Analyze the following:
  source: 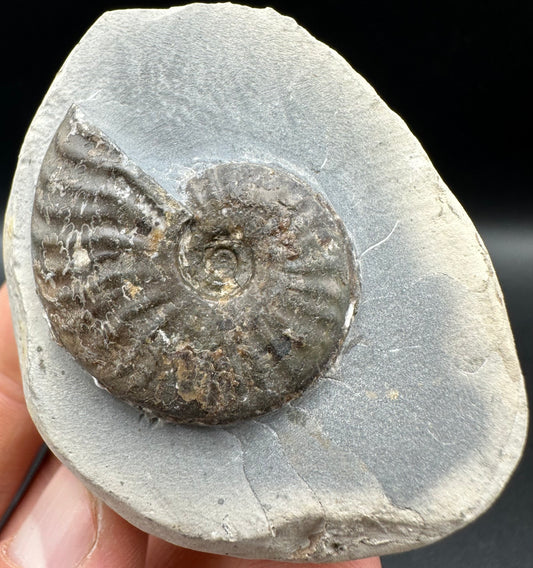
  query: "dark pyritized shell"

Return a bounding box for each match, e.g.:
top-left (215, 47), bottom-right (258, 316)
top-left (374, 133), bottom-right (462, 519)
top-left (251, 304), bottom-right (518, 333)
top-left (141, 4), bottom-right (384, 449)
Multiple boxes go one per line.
top-left (31, 105), bottom-right (358, 424)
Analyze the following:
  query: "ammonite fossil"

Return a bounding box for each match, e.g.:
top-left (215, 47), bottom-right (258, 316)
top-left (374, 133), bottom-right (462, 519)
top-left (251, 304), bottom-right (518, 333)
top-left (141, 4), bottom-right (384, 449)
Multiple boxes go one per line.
top-left (31, 105), bottom-right (358, 425)
top-left (6, 4), bottom-right (528, 563)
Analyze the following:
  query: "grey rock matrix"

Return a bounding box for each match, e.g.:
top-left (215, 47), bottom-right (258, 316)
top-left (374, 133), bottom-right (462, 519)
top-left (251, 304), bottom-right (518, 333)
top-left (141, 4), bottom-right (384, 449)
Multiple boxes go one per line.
top-left (3, 4), bottom-right (528, 562)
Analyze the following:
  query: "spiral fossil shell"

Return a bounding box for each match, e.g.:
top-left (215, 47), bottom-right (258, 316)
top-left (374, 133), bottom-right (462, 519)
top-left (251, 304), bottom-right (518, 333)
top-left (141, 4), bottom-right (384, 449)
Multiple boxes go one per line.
top-left (31, 105), bottom-right (358, 424)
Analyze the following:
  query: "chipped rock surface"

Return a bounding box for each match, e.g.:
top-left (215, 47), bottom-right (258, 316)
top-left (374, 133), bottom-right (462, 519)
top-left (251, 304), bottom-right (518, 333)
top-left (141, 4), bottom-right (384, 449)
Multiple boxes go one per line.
top-left (3, 4), bottom-right (528, 562)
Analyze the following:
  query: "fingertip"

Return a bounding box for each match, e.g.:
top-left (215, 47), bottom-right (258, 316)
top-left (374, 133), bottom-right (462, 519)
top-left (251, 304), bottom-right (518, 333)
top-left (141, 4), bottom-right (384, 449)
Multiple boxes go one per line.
top-left (0, 284), bottom-right (21, 385)
top-left (0, 283), bottom-right (43, 517)
top-left (0, 465), bottom-right (148, 568)
top-left (85, 498), bottom-right (148, 568)
top-left (4, 466), bottom-right (97, 568)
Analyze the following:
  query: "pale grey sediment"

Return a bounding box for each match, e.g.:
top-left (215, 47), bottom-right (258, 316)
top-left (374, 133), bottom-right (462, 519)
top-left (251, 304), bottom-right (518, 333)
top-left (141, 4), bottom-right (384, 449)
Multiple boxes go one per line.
top-left (3, 4), bottom-right (528, 562)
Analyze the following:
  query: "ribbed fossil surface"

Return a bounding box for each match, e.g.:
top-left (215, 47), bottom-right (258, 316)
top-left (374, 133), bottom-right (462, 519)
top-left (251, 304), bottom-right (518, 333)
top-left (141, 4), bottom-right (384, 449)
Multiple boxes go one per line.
top-left (32, 105), bottom-right (358, 424)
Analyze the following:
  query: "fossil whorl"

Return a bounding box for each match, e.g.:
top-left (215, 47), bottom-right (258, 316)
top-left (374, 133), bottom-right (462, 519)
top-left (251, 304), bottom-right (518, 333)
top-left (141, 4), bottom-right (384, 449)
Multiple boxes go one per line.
top-left (31, 105), bottom-right (358, 424)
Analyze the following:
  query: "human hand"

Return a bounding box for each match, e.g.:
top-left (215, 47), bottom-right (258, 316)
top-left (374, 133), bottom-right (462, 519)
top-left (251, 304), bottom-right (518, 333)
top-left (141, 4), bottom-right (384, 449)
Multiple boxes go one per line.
top-left (0, 283), bottom-right (381, 567)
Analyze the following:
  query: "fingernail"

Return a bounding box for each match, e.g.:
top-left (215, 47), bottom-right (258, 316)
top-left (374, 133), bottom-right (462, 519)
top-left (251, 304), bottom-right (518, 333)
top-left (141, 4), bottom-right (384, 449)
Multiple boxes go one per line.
top-left (7, 466), bottom-right (97, 568)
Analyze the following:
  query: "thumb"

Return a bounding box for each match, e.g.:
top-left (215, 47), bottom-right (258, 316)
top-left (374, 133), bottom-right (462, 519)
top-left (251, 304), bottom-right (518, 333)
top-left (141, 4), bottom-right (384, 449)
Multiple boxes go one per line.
top-left (0, 464), bottom-right (147, 568)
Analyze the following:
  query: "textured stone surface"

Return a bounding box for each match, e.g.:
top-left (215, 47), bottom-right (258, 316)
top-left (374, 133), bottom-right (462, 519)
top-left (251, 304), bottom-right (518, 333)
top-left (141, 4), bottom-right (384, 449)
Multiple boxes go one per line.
top-left (3, 4), bottom-right (528, 562)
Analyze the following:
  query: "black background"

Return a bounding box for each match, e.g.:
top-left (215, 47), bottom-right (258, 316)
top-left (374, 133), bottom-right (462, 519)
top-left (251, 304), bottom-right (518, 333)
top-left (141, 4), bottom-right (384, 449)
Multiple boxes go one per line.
top-left (1, 2), bottom-right (531, 567)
